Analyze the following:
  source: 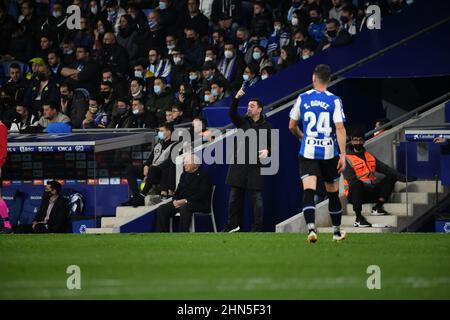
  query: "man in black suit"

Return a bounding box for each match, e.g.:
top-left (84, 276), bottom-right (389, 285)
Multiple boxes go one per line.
top-left (32, 180), bottom-right (69, 233)
top-left (155, 153), bottom-right (212, 232)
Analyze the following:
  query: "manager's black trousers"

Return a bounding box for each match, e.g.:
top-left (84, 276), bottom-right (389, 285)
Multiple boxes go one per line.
top-left (125, 164), bottom-right (162, 197)
top-left (228, 187), bottom-right (264, 231)
top-left (348, 174), bottom-right (397, 212)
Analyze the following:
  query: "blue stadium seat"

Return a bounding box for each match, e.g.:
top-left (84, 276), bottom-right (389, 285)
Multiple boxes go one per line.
top-left (19, 191), bottom-right (43, 225)
top-left (2, 189), bottom-right (24, 226)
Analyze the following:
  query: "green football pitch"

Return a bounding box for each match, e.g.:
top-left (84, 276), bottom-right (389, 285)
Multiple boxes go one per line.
top-left (1, 233), bottom-right (449, 299)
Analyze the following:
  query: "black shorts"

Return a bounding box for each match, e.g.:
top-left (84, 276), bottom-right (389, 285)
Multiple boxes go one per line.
top-left (298, 156), bottom-right (340, 183)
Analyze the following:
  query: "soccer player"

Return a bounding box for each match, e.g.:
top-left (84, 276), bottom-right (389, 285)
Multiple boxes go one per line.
top-left (289, 64), bottom-right (347, 243)
top-left (0, 119), bottom-right (12, 234)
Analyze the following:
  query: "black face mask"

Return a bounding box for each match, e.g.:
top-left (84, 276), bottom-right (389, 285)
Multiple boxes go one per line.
top-left (327, 30), bottom-right (337, 38)
top-left (38, 73), bottom-right (48, 81)
top-left (353, 144), bottom-right (364, 152)
top-left (61, 94), bottom-right (69, 102)
top-left (43, 190), bottom-right (52, 198)
top-left (340, 16), bottom-right (349, 24)
top-left (295, 40), bottom-right (304, 47)
top-left (100, 91), bottom-right (111, 100)
top-left (310, 16), bottom-right (320, 23)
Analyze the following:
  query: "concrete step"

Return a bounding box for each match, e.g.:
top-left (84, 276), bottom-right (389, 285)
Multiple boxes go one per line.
top-left (101, 217), bottom-right (129, 228)
top-left (341, 215), bottom-right (407, 227)
top-left (318, 227), bottom-right (397, 234)
top-left (394, 181), bottom-right (444, 193)
top-left (115, 206), bottom-right (155, 217)
top-left (85, 228), bottom-right (117, 234)
top-left (390, 192), bottom-right (436, 204)
top-left (345, 203), bottom-right (413, 216)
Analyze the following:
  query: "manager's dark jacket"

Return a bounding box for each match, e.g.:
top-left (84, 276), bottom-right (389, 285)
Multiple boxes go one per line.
top-left (33, 195), bottom-right (70, 233)
top-left (226, 97), bottom-right (272, 191)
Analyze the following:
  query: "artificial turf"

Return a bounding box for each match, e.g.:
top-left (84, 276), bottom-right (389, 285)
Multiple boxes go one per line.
top-left (0, 233), bottom-right (449, 299)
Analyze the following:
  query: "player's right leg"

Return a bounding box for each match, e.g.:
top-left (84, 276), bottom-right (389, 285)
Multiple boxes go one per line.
top-left (299, 157), bottom-right (319, 243)
top-left (0, 197), bottom-right (12, 234)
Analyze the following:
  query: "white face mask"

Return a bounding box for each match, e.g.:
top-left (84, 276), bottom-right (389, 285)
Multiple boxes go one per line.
top-left (132, 109), bottom-right (140, 115)
top-left (52, 11), bottom-right (62, 19)
top-left (134, 70), bottom-right (143, 78)
top-left (302, 54), bottom-right (310, 60)
top-left (173, 56), bottom-right (182, 65)
top-left (205, 56), bottom-right (213, 62)
top-left (261, 74), bottom-right (268, 80)
top-left (167, 44), bottom-right (175, 51)
top-left (91, 6), bottom-right (98, 15)
top-left (224, 50), bottom-right (234, 59)
top-left (291, 17), bottom-right (299, 26)
top-left (132, 89), bottom-right (141, 97)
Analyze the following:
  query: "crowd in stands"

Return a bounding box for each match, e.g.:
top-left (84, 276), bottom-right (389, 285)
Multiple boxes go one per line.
top-left (0, 0), bottom-right (411, 133)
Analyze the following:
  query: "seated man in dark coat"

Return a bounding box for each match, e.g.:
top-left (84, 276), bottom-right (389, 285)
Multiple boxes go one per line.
top-left (155, 153), bottom-right (212, 232)
top-left (32, 180), bottom-right (69, 233)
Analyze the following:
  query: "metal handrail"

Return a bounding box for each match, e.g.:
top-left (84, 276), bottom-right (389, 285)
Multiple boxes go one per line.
top-left (365, 92), bottom-right (450, 138)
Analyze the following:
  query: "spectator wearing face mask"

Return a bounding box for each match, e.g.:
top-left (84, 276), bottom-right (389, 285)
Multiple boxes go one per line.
top-left (129, 98), bottom-right (153, 128)
top-left (101, 68), bottom-right (129, 98)
top-left (24, 62), bottom-right (60, 114)
top-left (126, 2), bottom-right (148, 31)
top-left (122, 122), bottom-right (177, 207)
top-left (217, 41), bottom-right (246, 91)
top-left (317, 18), bottom-right (352, 51)
top-left (300, 42), bottom-right (316, 60)
top-left (292, 28), bottom-right (317, 59)
top-left (343, 131), bottom-right (411, 228)
top-left (182, 27), bottom-right (206, 67)
top-left (82, 95), bottom-right (110, 129)
top-left (287, 0), bottom-right (306, 24)
top-left (340, 4), bottom-right (358, 36)
top-left (276, 45), bottom-right (299, 72)
top-left (176, 82), bottom-right (201, 118)
top-left (250, 45), bottom-right (273, 74)
top-left (241, 62), bottom-right (260, 88)
top-left (99, 81), bottom-right (116, 117)
top-left (145, 77), bottom-right (175, 127)
top-left (170, 47), bottom-right (191, 91)
top-left (260, 66), bottom-right (276, 81)
top-left (211, 29), bottom-right (227, 60)
top-left (210, 79), bottom-right (228, 102)
top-left (308, 5), bottom-right (327, 43)
top-left (32, 180), bottom-right (69, 233)
top-left (105, 0), bottom-right (126, 35)
top-left (59, 82), bottom-right (89, 129)
top-left (157, 0), bottom-right (179, 35)
top-left (267, 18), bottom-right (291, 58)
top-left (130, 77), bottom-right (147, 102)
top-left (204, 46), bottom-right (219, 64)
top-left (289, 10), bottom-right (309, 33)
top-left (136, 10), bottom-right (166, 59)
top-left (60, 37), bottom-right (76, 67)
top-left (9, 103), bottom-right (38, 132)
top-left (201, 61), bottom-right (228, 97)
top-left (235, 27), bottom-right (253, 61)
top-left (108, 97), bottom-right (133, 128)
top-left (165, 34), bottom-right (179, 56)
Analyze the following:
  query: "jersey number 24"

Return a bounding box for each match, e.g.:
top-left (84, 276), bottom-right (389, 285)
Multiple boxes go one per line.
top-left (304, 111), bottom-right (332, 137)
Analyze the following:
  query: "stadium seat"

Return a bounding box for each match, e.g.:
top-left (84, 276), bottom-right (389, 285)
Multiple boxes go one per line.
top-left (190, 186), bottom-right (217, 232)
top-left (19, 191), bottom-right (43, 225)
top-left (1, 189), bottom-right (24, 226)
top-left (169, 186), bottom-right (217, 232)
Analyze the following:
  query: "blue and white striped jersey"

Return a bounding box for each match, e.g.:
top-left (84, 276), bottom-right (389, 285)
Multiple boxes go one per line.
top-left (290, 89), bottom-right (346, 160)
